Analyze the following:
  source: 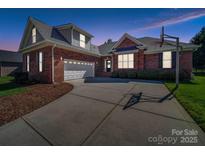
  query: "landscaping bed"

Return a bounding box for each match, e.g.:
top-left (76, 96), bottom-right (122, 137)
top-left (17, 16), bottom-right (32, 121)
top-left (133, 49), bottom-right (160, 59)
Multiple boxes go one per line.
top-left (165, 76), bottom-right (205, 132)
top-left (0, 82), bottom-right (73, 126)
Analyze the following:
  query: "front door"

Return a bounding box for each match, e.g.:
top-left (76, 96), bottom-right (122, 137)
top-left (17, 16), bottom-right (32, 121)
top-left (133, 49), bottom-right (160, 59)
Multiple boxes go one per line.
top-left (106, 60), bottom-right (111, 72)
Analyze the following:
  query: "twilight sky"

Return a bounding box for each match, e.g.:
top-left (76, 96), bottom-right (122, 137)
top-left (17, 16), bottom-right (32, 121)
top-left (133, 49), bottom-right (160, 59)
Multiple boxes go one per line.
top-left (0, 8), bottom-right (205, 51)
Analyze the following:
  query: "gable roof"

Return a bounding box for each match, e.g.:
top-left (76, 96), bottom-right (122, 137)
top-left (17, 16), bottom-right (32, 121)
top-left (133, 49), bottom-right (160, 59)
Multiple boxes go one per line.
top-left (112, 33), bottom-right (145, 49)
top-left (56, 23), bottom-right (94, 38)
top-left (98, 41), bottom-right (117, 55)
top-left (19, 17), bottom-right (69, 50)
top-left (19, 17), bottom-right (100, 56)
top-left (19, 17), bottom-right (199, 56)
top-left (0, 50), bottom-right (22, 63)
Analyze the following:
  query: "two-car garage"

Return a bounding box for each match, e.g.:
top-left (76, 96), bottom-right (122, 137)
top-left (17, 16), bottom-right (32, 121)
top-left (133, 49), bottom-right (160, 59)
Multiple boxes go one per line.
top-left (64, 59), bottom-right (95, 81)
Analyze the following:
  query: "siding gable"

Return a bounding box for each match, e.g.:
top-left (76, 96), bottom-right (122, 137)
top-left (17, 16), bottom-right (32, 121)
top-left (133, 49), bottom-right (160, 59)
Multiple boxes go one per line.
top-left (116, 38), bottom-right (138, 49)
top-left (57, 28), bottom-right (72, 43)
top-left (19, 19), bottom-right (45, 50)
top-left (72, 29), bottom-right (91, 50)
top-left (25, 26), bottom-right (44, 47)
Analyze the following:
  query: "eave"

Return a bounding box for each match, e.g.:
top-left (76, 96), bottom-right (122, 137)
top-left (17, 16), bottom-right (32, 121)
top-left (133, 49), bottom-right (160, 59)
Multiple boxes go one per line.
top-left (19, 40), bottom-right (101, 57)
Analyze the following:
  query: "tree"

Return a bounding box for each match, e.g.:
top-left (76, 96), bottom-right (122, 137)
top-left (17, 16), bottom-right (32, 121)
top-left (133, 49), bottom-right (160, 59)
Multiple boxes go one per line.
top-left (191, 27), bottom-right (205, 71)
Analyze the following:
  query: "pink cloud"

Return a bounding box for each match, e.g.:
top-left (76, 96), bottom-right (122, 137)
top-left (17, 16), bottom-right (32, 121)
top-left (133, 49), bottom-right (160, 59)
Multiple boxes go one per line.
top-left (131, 10), bottom-right (205, 32)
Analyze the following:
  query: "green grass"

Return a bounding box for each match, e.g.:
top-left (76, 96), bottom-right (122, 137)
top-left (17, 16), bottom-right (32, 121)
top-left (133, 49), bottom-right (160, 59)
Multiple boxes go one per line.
top-left (165, 76), bottom-right (205, 132)
top-left (0, 76), bottom-right (27, 97)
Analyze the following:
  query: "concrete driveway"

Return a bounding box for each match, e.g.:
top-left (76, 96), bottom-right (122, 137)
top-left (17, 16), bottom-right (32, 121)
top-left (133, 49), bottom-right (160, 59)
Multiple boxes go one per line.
top-left (0, 77), bottom-right (205, 146)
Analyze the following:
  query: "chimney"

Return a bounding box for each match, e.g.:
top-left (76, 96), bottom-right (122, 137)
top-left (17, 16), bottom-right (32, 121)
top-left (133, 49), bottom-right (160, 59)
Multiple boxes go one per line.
top-left (107, 39), bottom-right (112, 44)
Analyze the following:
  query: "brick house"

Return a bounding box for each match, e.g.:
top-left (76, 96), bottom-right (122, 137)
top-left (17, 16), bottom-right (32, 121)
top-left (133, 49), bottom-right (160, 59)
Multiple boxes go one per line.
top-left (19, 17), bottom-right (198, 83)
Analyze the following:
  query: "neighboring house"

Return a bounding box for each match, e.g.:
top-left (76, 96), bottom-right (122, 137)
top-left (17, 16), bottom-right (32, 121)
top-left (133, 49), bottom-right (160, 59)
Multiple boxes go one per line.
top-left (18, 17), bottom-right (198, 83)
top-left (0, 50), bottom-right (22, 77)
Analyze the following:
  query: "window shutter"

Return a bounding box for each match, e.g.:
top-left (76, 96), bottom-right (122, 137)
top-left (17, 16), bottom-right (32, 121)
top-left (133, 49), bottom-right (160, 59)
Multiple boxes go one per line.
top-left (159, 53), bottom-right (162, 68)
top-left (172, 52), bottom-right (176, 68)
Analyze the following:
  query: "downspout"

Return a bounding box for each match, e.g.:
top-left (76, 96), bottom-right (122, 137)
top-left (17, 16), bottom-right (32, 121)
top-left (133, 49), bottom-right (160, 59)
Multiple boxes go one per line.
top-left (111, 54), bottom-right (114, 72)
top-left (52, 44), bottom-right (56, 83)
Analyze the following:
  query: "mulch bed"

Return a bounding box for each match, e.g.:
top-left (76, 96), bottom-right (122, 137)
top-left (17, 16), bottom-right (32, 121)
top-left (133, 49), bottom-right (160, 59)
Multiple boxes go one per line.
top-left (0, 83), bottom-right (73, 126)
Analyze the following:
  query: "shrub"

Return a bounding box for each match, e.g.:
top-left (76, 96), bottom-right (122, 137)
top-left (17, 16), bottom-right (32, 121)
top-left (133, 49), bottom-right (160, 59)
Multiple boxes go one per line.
top-left (137, 70), bottom-right (158, 80)
top-left (14, 72), bottom-right (29, 84)
top-left (193, 72), bottom-right (205, 76)
top-left (127, 71), bottom-right (137, 78)
top-left (158, 70), bottom-right (175, 80)
top-left (179, 70), bottom-right (191, 81)
top-left (111, 71), bottom-right (119, 78)
top-left (119, 71), bottom-right (127, 78)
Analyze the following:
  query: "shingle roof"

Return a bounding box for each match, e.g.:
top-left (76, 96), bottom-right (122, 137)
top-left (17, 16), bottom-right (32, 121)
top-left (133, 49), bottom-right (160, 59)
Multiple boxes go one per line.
top-left (56, 23), bottom-right (94, 38)
top-left (21, 17), bottom-right (198, 56)
top-left (136, 37), bottom-right (199, 54)
top-left (20, 17), bottom-right (100, 55)
top-left (0, 50), bottom-right (22, 63)
top-left (97, 36), bottom-right (198, 55)
top-left (30, 17), bottom-right (68, 43)
top-left (98, 41), bottom-right (117, 55)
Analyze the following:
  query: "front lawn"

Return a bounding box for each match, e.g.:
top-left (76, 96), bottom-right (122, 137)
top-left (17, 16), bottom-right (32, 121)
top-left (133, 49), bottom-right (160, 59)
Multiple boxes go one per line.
top-left (165, 76), bottom-right (205, 132)
top-left (0, 76), bottom-right (27, 96)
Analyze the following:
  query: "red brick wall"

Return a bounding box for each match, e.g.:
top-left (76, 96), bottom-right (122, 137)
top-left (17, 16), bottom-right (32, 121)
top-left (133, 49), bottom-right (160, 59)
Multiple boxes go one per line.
top-left (113, 54), bottom-right (118, 71)
top-left (23, 46), bottom-right (52, 83)
top-left (23, 46), bottom-right (100, 83)
top-left (144, 54), bottom-right (160, 69)
top-left (96, 56), bottom-right (112, 77)
top-left (22, 45), bottom-right (193, 82)
top-left (136, 50), bottom-right (144, 70)
top-left (180, 51), bottom-right (193, 75)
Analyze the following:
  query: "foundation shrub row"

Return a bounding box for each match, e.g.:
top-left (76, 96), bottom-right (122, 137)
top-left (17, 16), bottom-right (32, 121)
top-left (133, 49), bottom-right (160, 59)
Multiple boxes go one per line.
top-left (111, 69), bottom-right (191, 81)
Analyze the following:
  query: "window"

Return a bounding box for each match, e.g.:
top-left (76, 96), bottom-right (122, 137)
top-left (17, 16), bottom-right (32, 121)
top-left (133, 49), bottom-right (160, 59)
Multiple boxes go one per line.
top-left (39, 52), bottom-right (43, 72)
top-left (80, 34), bottom-right (85, 48)
top-left (118, 54), bottom-right (134, 69)
top-left (32, 27), bottom-right (36, 43)
top-left (26, 54), bottom-right (30, 72)
top-left (162, 51), bottom-right (172, 68)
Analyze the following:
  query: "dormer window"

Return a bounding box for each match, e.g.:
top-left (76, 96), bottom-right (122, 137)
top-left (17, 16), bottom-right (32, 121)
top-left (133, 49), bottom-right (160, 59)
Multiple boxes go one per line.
top-left (32, 27), bottom-right (36, 43)
top-left (80, 34), bottom-right (85, 48)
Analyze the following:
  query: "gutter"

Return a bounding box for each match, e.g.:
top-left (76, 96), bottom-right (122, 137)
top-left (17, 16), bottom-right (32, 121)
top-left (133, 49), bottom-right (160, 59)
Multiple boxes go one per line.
top-left (52, 44), bottom-right (56, 83)
top-left (144, 46), bottom-right (199, 54)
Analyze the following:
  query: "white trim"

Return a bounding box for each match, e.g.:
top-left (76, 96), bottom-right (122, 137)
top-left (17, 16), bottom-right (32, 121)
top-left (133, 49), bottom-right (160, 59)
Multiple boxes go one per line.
top-left (32, 27), bottom-right (37, 43)
top-left (162, 51), bottom-right (172, 69)
top-left (19, 40), bottom-right (101, 57)
top-left (38, 51), bottom-right (43, 72)
top-left (104, 59), bottom-right (107, 72)
top-left (144, 48), bottom-right (196, 54)
top-left (80, 33), bottom-right (85, 48)
top-left (118, 53), bottom-right (134, 69)
top-left (104, 58), bottom-right (112, 72)
top-left (113, 49), bottom-right (139, 55)
top-left (52, 44), bottom-right (56, 83)
top-left (19, 18), bottom-right (32, 50)
top-left (26, 54), bottom-right (30, 72)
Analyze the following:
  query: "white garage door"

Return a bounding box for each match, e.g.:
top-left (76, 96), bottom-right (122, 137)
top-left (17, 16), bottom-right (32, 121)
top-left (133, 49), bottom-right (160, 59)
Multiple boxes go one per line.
top-left (64, 59), bottom-right (95, 81)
